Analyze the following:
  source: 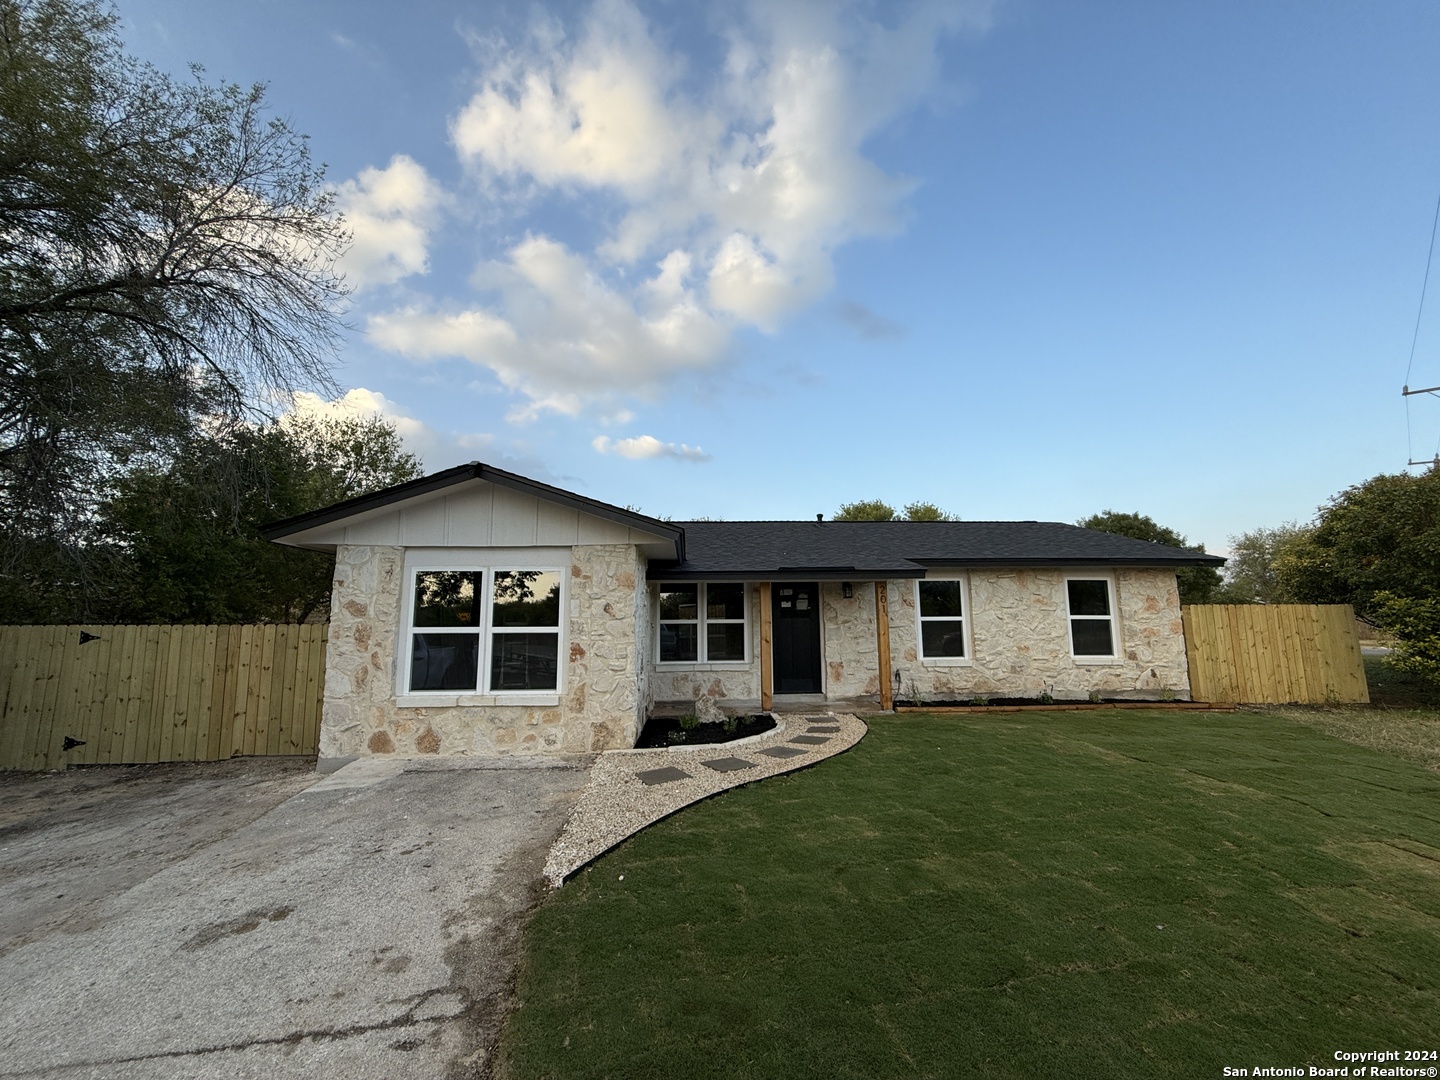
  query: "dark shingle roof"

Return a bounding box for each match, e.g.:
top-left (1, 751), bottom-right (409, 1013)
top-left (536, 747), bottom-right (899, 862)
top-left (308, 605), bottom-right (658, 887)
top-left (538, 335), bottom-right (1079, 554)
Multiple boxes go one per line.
top-left (646, 520), bottom-right (1225, 580)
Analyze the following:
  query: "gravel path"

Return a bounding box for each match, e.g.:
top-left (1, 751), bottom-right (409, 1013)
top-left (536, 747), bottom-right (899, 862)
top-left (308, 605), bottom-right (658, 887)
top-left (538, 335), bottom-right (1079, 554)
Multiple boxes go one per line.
top-left (543, 712), bottom-right (867, 886)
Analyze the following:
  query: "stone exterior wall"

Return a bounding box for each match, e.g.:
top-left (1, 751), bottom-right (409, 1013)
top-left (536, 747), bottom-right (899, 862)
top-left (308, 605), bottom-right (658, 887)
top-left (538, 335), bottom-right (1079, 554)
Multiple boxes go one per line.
top-left (318, 558), bottom-right (1191, 757)
top-left (648, 581), bottom-right (887, 706)
top-left (819, 581), bottom-right (884, 701)
top-left (648, 583), bottom-right (763, 708)
top-left (889, 567), bottom-right (1190, 702)
top-left (565, 544), bottom-right (649, 750)
top-left (318, 543), bottom-right (645, 763)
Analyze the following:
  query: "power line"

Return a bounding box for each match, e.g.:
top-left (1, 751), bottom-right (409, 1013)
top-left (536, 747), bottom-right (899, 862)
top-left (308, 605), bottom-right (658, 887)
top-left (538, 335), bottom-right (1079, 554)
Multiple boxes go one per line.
top-left (1402, 184), bottom-right (1440, 467)
top-left (1405, 186), bottom-right (1440, 390)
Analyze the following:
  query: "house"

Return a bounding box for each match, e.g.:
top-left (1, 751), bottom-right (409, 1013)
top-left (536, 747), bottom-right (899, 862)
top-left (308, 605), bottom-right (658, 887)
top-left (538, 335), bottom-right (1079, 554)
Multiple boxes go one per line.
top-left (263, 461), bottom-right (1224, 768)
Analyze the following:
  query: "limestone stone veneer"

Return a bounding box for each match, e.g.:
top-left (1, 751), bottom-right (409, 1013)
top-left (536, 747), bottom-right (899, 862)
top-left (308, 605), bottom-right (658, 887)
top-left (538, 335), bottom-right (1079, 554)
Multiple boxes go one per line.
top-left (322, 556), bottom-right (1190, 763)
top-left (888, 568), bottom-right (1190, 702)
top-left (318, 543), bottom-right (647, 762)
top-left (647, 568), bottom-right (1188, 711)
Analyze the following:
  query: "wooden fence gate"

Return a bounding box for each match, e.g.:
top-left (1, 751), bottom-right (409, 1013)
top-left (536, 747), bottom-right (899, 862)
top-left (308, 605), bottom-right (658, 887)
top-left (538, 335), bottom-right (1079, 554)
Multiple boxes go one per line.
top-left (0, 624), bottom-right (328, 771)
top-left (1182, 604), bottom-right (1369, 705)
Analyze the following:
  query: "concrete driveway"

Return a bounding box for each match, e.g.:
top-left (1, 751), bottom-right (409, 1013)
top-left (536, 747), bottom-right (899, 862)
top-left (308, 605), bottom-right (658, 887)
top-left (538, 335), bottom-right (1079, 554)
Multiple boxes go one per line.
top-left (0, 754), bottom-right (591, 1079)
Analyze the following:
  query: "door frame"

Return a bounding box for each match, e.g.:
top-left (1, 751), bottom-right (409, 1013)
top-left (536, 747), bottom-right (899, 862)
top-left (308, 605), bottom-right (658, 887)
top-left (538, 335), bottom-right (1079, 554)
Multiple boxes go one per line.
top-left (768, 580), bottom-right (825, 697)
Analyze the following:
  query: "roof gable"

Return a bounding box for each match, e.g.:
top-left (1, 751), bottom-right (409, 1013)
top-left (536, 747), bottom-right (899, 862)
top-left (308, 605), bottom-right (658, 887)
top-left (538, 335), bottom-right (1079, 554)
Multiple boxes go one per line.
top-left (263, 462), bottom-right (682, 557)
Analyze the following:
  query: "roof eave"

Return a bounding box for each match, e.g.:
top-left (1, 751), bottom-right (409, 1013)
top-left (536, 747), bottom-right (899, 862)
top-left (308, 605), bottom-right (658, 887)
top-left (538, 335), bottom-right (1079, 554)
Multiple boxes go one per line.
top-left (648, 556), bottom-right (1224, 580)
top-left (647, 566), bottom-right (927, 581)
top-left (913, 555), bottom-right (1227, 568)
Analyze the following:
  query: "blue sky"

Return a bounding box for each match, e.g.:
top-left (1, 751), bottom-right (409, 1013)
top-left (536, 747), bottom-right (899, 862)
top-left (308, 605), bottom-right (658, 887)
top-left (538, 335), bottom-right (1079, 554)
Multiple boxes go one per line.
top-left (115, 0), bottom-right (1440, 552)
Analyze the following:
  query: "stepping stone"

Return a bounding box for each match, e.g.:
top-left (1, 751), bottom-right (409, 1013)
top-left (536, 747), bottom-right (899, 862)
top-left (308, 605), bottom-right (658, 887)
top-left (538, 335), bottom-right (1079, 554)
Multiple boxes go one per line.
top-left (789, 735), bottom-right (830, 745)
top-left (757, 745), bottom-right (807, 759)
top-left (700, 756), bottom-right (755, 773)
top-left (807, 725), bottom-right (840, 733)
top-left (636, 766), bottom-right (691, 786)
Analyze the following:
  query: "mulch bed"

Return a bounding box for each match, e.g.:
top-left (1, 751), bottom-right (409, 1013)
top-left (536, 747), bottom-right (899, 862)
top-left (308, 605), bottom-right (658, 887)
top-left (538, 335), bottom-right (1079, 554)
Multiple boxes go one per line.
top-left (634, 713), bottom-right (777, 749)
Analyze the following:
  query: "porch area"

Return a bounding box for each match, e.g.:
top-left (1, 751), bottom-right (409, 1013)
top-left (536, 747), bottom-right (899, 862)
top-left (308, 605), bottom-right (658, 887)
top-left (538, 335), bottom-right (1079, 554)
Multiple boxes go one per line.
top-left (649, 579), bottom-right (897, 717)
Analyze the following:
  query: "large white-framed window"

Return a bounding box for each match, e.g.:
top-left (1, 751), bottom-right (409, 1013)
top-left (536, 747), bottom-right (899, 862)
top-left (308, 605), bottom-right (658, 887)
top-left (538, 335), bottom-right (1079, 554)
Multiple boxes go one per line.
top-left (657, 582), bottom-right (748, 665)
top-left (916, 573), bottom-right (972, 663)
top-left (405, 565), bottom-right (564, 695)
top-left (1066, 575), bottom-right (1118, 660)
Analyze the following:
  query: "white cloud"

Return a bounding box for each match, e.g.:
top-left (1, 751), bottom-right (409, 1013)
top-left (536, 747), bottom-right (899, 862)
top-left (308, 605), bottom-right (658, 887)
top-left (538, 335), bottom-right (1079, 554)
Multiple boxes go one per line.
top-left (367, 0), bottom-right (987, 417)
top-left (368, 235), bottom-right (727, 419)
top-left (592, 434), bottom-right (711, 461)
top-left (334, 155), bottom-right (445, 289)
top-left (287, 388), bottom-right (492, 468)
top-left (452, 1), bottom-right (693, 192)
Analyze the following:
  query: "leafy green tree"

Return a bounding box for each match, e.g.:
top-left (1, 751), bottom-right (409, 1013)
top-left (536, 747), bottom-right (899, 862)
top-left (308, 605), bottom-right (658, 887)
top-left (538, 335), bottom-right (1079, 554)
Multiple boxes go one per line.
top-left (1274, 468), bottom-right (1440, 613)
top-left (835, 499), bottom-right (896, 521)
top-left (0, 0), bottom-right (347, 607)
top-left (902, 501), bottom-right (958, 522)
top-left (1271, 469), bottom-right (1440, 680)
top-left (95, 413), bottom-right (422, 624)
top-left (1077, 510), bottom-right (1223, 605)
top-left (834, 499), bottom-right (958, 521)
top-left (1370, 592), bottom-right (1440, 682)
top-left (1211, 523), bottom-right (1312, 604)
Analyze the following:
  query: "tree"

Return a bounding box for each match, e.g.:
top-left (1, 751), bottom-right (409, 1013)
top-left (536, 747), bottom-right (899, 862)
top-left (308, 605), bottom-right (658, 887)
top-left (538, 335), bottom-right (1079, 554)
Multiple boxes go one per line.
top-left (835, 499), bottom-right (896, 521)
top-left (901, 500), bottom-right (958, 522)
top-left (1211, 523), bottom-right (1312, 604)
top-left (1273, 468), bottom-right (1440, 613)
top-left (95, 412), bottom-right (422, 625)
top-left (833, 499), bottom-right (958, 521)
top-left (1077, 510), bottom-right (1222, 605)
top-left (0, 0), bottom-right (348, 605)
top-left (1370, 591), bottom-right (1440, 682)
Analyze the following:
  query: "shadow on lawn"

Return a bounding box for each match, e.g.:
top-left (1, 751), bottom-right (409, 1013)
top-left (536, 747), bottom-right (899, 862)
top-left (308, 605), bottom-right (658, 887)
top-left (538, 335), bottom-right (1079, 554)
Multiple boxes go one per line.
top-left (1364, 655), bottom-right (1440, 710)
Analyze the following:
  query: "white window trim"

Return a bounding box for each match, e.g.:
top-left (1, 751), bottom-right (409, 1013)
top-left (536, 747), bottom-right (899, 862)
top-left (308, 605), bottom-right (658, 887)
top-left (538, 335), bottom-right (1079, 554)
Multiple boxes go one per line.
top-left (655, 581), bottom-right (751, 668)
top-left (1065, 572), bottom-right (1121, 664)
top-left (398, 558), bottom-right (567, 699)
top-left (915, 572), bottom-right (974, 666)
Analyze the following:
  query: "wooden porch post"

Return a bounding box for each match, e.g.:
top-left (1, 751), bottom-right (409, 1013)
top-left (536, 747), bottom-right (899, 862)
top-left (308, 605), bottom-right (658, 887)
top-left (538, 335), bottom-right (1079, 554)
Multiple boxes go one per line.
top-left (875, 581), bottom-right (893, 710)
top-left (759, 582), bottom-right (773, 711)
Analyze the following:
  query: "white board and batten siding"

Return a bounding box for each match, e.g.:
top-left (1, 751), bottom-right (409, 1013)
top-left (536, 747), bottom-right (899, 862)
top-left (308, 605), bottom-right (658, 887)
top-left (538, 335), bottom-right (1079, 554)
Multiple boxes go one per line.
top-left (285, 480), bottom-right (672, 551)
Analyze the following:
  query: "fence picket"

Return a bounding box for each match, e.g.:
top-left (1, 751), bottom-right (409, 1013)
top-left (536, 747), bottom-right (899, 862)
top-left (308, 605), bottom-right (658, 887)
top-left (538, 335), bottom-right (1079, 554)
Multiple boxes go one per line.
top-left (1181, 604), bottom-right (1367, 704)
top-left (0, 624), bottom-right (327, 770)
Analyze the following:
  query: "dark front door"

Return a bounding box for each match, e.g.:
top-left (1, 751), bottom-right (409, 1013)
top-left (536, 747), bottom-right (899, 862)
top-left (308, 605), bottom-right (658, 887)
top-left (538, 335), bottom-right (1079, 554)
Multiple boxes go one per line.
top-left (773, 582), bottom-right (822, 694)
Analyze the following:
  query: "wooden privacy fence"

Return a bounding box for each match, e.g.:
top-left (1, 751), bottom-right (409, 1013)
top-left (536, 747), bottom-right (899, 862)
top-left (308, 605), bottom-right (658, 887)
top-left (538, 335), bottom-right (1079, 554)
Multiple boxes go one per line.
top-left (1182, 604), bottom-right (1368, 705)
top-left (0, 624), bottom-right (328, 771)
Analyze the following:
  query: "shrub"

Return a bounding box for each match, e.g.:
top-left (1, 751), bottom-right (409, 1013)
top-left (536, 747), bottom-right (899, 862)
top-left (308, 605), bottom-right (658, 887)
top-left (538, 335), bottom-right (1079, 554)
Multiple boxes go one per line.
top-left (1371, 592), bottom-right (1440, 685)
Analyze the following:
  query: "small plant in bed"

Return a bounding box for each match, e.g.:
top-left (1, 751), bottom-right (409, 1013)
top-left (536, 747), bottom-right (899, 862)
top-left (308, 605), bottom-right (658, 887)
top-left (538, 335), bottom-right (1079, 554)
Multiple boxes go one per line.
top-left (637, 712), bottom-right (776, 749)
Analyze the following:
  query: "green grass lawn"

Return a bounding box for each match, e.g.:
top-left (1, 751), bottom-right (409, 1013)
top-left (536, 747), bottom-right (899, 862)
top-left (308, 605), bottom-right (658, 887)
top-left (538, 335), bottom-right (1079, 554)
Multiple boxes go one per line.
top-left (500, 711), bottom-right (1440, 1079)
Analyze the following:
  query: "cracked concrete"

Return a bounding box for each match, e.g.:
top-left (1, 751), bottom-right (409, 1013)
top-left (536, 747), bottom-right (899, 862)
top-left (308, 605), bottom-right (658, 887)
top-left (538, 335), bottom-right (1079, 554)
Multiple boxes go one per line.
top-left (0, 755), bottom-right (591, 1079)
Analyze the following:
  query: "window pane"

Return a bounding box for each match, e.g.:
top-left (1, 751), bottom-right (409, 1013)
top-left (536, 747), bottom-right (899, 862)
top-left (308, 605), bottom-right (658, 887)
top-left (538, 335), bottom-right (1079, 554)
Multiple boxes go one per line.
top-left (659, 584), bottom-right (698, 621)
top-left (410, 632), bottom-right (479, 691)
top-left (921, 620), bottom-right (966, 658)
top-left (1068, 579), bottom-right (1111, 617)
top-left (1071, 619), bottom-right (1114, 656)
top-left (490, 633), bottom-right (559, 691)
top-left (919, 580), bottom-right (963, 618)
top-left (413, 571), bottom-right (482, 627)
top-left (660, 622), bottom-right (698, 662)
top-left (707, 622), bottom-right (745, 662)
top-left (707, 583), bottom-right (745, 620)
top-left (492, 571), bottom-right (561, 627)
